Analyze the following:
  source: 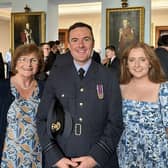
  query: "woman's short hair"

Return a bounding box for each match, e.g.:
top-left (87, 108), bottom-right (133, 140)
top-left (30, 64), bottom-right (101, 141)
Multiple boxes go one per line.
top-left (11, 44), bottom-right (44, 75)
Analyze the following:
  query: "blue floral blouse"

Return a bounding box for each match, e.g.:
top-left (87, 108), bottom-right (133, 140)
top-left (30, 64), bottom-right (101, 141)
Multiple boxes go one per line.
top-left (117, 81), bottom-right (168, 168)
top-left (1, 84), bottom-right (42, 168)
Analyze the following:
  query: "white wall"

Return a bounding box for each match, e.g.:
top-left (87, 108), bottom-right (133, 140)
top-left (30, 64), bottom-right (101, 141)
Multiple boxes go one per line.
top-left (151, 9), bottom-right (168, 47)
top-left (11, 0), bottom-right (48, 12)
top-left (11, 0), bottom-right (59, 42)
top-left (0, 20), bottom-right (10, 59)
top-left (47, 1), bottom-right (58, 41)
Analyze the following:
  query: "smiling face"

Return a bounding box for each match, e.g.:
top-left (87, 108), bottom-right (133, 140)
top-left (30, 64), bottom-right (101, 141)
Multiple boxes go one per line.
top-left (68, 27), bottom-right (94, 66)
top-left (127, 48), bottom-right (151, 79)
top-left (15, 53), bottom-right (39, 78)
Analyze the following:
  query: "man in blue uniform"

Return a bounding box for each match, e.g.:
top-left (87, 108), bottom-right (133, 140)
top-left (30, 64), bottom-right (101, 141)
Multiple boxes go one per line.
top-left (37, 22), bottom-right (123, 168)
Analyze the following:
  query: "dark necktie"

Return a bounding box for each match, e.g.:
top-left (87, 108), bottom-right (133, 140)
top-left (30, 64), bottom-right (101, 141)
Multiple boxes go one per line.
top-left (108, 60), bottom-right (112, 67)
top-left (78, 68), bottom-right (85, 80)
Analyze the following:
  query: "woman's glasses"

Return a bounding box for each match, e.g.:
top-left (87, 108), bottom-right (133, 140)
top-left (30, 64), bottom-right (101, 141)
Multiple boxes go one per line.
top-left (18, 57), bottom-right (39, 64)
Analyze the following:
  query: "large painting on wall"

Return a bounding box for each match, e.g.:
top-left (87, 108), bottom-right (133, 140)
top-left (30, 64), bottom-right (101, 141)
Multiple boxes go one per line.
top-left (11, 11), bottom-right (46, 52)
top-left (106, 7), bottom-right (145, 54)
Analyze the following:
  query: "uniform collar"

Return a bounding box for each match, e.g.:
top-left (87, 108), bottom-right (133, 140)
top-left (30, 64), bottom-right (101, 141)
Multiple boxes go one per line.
top-left (73, 58), bottom-right (92, 76)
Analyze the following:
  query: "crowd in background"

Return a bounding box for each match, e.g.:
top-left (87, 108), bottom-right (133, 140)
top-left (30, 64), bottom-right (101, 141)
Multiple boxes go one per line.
top-left (1, 34), bottom-right (168, 81)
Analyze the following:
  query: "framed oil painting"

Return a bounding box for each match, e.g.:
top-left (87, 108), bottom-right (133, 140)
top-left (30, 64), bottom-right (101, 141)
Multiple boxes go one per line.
top-left (155, 26), bottom-right (168, 47)
top-left (11, 11), bottom-right (46, 52)
top-left (106, 7), bottom-right (145, 54)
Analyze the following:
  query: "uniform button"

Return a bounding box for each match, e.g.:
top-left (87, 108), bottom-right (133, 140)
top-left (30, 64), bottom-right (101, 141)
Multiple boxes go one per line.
top-left (80, 88), bottom-right (84, 92)
top-left (61, 94), bottom-right (65, 98)
top-left (79, 117), bottom-right (83, 122)
top-left (79, 102), bottom-right (83, 106)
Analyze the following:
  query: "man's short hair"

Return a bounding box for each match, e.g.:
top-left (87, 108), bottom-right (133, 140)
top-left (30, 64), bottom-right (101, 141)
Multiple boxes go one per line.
top-left (68, 22), bottom-right (94, 41)
top-left (40, 42), bottom-right (49, 47)
top-left (48, 41), bottom-right (57, 48)
top-left (158, 34), bottom-right (168, 47)
top-left (105, 45), bottom-right (116, 52)
top-left (55, 40), bottom-right (60, 45)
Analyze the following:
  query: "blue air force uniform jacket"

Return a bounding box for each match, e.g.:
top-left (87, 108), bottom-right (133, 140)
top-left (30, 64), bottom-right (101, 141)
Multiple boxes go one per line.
top-left (36, 53), bottom-right (123, 168)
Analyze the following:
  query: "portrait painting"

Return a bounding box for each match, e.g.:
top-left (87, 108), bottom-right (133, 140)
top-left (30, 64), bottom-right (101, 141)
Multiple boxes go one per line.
top-left (106, 7), bottom-right (145, 54)
top-left (11, 11), bottom-right (46, 52)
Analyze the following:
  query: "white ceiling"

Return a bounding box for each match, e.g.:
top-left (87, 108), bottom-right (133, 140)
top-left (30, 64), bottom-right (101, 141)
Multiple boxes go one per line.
top-left (0, 8), bottom-right (10, 19)
top-left (0, 0), bottom-right (168, 20)
top-left (152, 0), bottom-right (168, 9)
top-left (59, 2), bottom-right (101, 15)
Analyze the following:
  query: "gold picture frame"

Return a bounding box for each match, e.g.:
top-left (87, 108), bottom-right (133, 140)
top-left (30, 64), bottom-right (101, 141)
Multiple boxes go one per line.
top-left (155, 26), bottom-right (168, 47)
top-left (11, 11), bottom-right (46, 52)
top-left (106, 7), bottom-right (145, 54)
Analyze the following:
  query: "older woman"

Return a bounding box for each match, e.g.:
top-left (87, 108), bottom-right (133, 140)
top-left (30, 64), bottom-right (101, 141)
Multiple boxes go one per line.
top-left (118, 42), bottom-right (168, 167)
top-left (0, 44), bottom-right (44, 167)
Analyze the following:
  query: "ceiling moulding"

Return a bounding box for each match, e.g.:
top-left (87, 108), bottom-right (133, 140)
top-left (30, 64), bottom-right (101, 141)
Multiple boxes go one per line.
top-left (58, 2), bottom-right (101, 15)
top-left (152, 1), bottom-right (168, 9)
top-left (0, 8), bottom-right (11, 20)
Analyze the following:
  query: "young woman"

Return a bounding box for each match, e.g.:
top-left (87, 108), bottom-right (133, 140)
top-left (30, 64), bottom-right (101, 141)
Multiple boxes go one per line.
top-left (118, 42), bottom-right (168, 167)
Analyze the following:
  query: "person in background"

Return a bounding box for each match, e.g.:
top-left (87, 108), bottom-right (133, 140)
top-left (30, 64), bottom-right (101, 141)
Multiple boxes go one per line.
top-left (4, 48), bottom-right (12, 78)
top-left (0, 52), bottom-right (5, 79)
top-left (118, 42), bottom-right (168, 167)
top-left (47, 40), bottom-right (58, 68)
top-left (0, 44), bottom-right (45, 167)
top-left (101, 54), bottom-right (109, 65)
top-left (40, 42), bottom-right (51, 63)
top-left (155, 34), bottom-right (168, 79)
top-left (36, 42), bottom-right (51, 80)
top-left (55, 40), bottom-right (61, 54)
top-left (104, 45), bottom-right (120, 74)
top-left (92, 50), bottom-right (101, 64)
top-left (41, 42), bottom-right (56, 73)
top-left (48, 41), bottom-right (58, 56)
top-left (37, 22), bottom-right (123, 168)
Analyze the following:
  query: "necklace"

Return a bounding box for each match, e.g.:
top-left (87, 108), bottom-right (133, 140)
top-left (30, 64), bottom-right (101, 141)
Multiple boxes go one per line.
top-left (20, 81), bottom-right (35, 90)
top-left (12, 77), bottom-right (36, 90)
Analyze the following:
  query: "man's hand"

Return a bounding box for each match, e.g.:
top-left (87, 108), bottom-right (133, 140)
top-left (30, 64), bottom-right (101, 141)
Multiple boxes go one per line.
top-left (71, 156), bottom-right (97, 168)
top-left (53, 157), bottom-right (78, 168)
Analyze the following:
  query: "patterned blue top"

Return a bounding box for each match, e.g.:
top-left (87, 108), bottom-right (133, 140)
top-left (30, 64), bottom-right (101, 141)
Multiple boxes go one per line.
top-left (118, 81), bottom-right (168, 168)
top-left (1, 84), bottom-right (42, 168)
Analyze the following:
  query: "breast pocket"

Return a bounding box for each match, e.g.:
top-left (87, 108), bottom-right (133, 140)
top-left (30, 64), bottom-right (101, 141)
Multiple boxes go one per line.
top-left (57, 91), bottom-right (76, 115)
